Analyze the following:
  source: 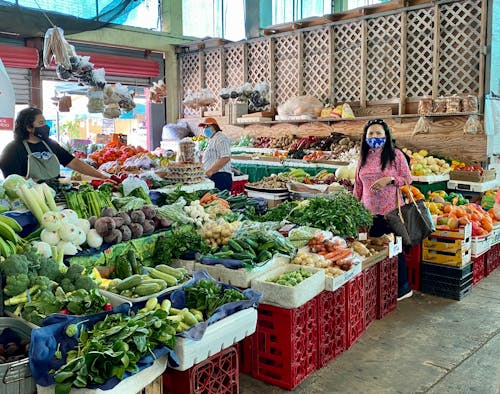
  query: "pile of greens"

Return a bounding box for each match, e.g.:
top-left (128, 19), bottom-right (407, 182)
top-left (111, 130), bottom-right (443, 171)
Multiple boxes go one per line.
top-left (153, 225), bottom-right (212, 264)
top-left (53, 308), bottom-right (177, 394)
top-left (184, 279), bottom-right (247, 319)
top-left (253, 193), bottom-right (373, 238)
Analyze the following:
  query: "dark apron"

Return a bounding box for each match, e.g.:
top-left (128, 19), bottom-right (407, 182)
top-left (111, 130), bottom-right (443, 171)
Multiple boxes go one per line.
top-left (23, 140), bottom-right (61, 181)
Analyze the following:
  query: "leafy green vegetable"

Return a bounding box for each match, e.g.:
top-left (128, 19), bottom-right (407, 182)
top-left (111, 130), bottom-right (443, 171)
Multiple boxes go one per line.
top-left (153, 225), bottom-right (212, 264)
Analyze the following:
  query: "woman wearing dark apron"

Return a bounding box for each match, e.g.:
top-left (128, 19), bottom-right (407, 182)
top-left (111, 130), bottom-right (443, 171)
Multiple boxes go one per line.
top-left (0, 107), bottom-right (110, 181)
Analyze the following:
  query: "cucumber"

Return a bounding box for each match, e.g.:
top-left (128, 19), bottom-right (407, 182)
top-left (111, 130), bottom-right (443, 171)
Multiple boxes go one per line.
top-left (115, 255), bottom-right (133, 279)
top-left (141, 279), bottom-right (168, 289)
top-left (258, 250), bottom-right (273, 263)
top-left (115, 274), bottom-right (142, 292)
top-left (155, 264), bottom-right (185, 280)
top-left (227, 239), bottom-right (244, 253)
top-left (161, 299), bottom-right (171, 313)
top-left (145, 297), bottom-right (158, 311)
top-left (134, 283), bottom-right (162, 296)
top-left (181, 308), bottom-right (199, 326)
top-left (257, 241), bottom-right (275, 252)
top-left (144, 267), bottom-right (178, 287)
top-left (128, 249), bottom-right (143, 275)
top-left (244, 238), bottom-right (259, 250)
top-left (232, 252), bottom-right (256, 262)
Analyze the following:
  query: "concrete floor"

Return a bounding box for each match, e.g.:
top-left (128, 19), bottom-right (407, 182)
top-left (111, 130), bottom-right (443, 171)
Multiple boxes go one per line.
top-left (239, 268), bottom-right (500, 394)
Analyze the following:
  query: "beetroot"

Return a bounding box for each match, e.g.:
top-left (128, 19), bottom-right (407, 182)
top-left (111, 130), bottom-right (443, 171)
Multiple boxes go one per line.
top-left (115, 212), bottom-right (131, 226)
top-left (104, 229), bottom-right (122, 244)
top-left (129, 223), bottom-right (144, 238)
top-left (142, 205), bottom-right (157, 220)
top-left (101, 207), bottom-right (116, 217)
top-left (120, 225), bottom-right (132, 242)
top-left (130, 210), bottom-right (145, 224)
top-left (112, 216), bottom-right (125, 228)
top-left (142, 220), bottom-right (155, 236)
top-left (94, 217), bottom-right (115, 237)
top-left (88, 216), bottom-right (97, 228)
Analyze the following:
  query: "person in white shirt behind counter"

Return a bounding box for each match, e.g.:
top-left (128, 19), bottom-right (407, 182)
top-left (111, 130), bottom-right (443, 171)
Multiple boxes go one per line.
top-left (198, 117), bottom-right (233, 191)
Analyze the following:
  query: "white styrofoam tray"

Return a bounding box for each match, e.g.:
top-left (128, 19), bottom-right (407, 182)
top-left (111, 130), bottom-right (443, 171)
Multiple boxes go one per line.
top-left (173, 307), bottom-right (257, 371)
top-left (100, 282), bottom-right (183, 304)
top-left (36, 356), bottom-right (167, 394)
top-left (216, 255), bottom-right (290, 289)
top-left (251, 264), bottom-right (325, 309)
top-left (447, 179), bottom-right (500, 193)
top-left (412, 174), bottom-right (450, 183)
top-left (493, 224), bottom-right (500, 246)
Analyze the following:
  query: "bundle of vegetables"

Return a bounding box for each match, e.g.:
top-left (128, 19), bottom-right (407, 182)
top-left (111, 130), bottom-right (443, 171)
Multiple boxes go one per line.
top-left (43, 178), bottom-right (74, 203)
top-left (266, 268), bottom-right (312, 286)
top-left (307, 234), bottom-right (354, 269)
top-left (156, 198), bottom-right (194, 226)
top-left (210, 223), bottom-right (295, 267)
top-left (224, 193), bottom-right (261, 212)
top-left (91, 205), bottom-right (168, 246)
top-left (13, 180), bottom-right (58, 225)
top-left (65, 186), bottom-right (113, 219)
top-left (52, 306), bottom-right (178, 394)
top-left (1, 254), bottom-right (109, 326)
top-left (184, 279), bottom-right (247, 319)
top-left (153, 225), bottom-right (212, 265)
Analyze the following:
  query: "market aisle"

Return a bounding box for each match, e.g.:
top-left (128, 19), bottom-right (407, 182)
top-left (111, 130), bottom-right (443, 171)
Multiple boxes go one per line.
top-left (239, 268), bottom-right (500, 394)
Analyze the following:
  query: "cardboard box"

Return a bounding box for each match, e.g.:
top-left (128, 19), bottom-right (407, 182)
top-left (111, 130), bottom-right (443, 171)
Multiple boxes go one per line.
top-left (226, 103), bottom-right (248, 124)
top-left (325, 262), bottom-right (362, 292)
top-left (449, 169), bottom-right (496, 183)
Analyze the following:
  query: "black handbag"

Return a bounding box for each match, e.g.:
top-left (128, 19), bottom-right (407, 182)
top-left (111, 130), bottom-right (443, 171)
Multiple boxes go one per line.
top-left (384, 181), bottom-right (435, 247)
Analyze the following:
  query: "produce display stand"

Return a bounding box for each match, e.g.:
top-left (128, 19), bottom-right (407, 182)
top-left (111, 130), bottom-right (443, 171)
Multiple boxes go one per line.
top-left (153, 179), bottom-right (215, 194)
top-left (447, 179), bottom-right (500, 193)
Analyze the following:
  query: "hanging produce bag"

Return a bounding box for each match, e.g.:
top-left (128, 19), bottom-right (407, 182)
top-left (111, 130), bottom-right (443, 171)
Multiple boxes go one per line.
top-left (0, 58), bottom-right (15, 130)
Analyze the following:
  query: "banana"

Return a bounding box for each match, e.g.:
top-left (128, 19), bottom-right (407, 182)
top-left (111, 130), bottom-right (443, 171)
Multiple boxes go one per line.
top-left (0, 237), bottom-right (11, 258)
top-left (0, 216), bottom-right (22, 233)
top-left (5, 240), bottom-right (17, 255)
top-left (0, 221), bottom-right (18, 243)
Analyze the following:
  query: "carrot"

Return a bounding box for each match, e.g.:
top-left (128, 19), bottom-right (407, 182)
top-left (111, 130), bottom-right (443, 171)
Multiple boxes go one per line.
top-left (200, 192), bottom-right (212, 204)
top-left (329, 249), bottom-right (352, 263)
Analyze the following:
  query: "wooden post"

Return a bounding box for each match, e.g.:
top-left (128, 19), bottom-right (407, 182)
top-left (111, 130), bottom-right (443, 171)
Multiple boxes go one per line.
top-left (478, 0), bottom-right (488, 113)
top-left (399, 11), bottom-right (408, 116)
top-left (220, 47), bottom-right (226, 116)
top-left (177, 53), bottom-right (184, 120)
top-left (269, 38), bottom-right (276, 110)
top-left (298, 32), bottom-right (304, 96)
top-left (432, 4), bottom-right (440, 99)
top-left (329, 26), bottom-right (335, 104)
top-left (360, 20), bottom-right (368, 108)
top-left (242, 43), bottom-right (249, 84)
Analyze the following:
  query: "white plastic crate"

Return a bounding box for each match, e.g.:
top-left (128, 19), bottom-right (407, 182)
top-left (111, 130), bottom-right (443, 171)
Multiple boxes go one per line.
top-left (447, 179), bottom-right (500, 193)
top-left (251, 264), bottom-right (325, 309)
top-left (36, 356), bottom-right (168, 394)
top-left (325, 261), bottom-right (363, 292)
top-left (193, 262), bottom-right (222, 281)
top-left (471, 234), bottom-right (492, 257)
top-left (412, 174), bottom-right (450, 183)
top-left (217, 255), bottom-right (290, 288)
top-left (492, 224), bottom-right (500, 246)
top-left (173, 307), bottom-right (257, 371)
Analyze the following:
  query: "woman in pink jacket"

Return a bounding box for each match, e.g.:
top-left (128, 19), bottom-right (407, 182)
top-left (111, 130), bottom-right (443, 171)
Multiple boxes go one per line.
top-left (354, 119), bottom-right (413, 300)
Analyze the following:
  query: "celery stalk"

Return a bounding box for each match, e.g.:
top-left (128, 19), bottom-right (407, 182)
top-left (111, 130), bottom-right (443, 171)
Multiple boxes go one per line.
top-left (42, 183), bottom-right (58, 212)
top-left (33, 184), bottom-right (50, 214)
top-left (17, 185), bottom-right (44, 224)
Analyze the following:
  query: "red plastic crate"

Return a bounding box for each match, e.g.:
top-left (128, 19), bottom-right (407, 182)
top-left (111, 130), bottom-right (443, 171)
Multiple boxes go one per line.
top-left (252, 299), bottom-right (318, 390)
top-left (316, 287), bottom-right (347, 368)
top-left (472, 254), bottom-right (485, 285)
top-left (485, 243), bottom-right (500, 276)
top-left (377, 256), bottom-right (398, 319)
top-left (404, 245), bottom-right (421, 291)
top-left (346, 273), bottom-right (366, 348)
top-left (163, 346), bottom-right (238, 394)
top-left (236, 333), bottom-right (254, 375)
top-left (230, 179), bottom-right (248, 195)
top-left (364, 265), bottom-right (378, 328)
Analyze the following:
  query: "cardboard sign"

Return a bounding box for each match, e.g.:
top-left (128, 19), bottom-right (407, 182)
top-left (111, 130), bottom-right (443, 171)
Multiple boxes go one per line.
top-left (0, 58), bottom-right (15, 130)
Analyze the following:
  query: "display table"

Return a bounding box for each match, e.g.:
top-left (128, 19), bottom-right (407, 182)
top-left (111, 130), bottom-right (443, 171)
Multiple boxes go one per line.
top-left (153, 179), bottom-right (215, 194)
top-left (232, 159), bottom-right (341, 183)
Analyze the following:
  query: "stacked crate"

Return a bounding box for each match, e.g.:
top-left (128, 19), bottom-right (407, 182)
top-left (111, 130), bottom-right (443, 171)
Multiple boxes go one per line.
top-left (421, 224), bottom-right (473, 300)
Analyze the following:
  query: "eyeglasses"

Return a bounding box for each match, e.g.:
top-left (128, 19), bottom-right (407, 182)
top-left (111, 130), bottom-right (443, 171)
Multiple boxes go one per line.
top-left (31, 151), bottom-right (52, 160)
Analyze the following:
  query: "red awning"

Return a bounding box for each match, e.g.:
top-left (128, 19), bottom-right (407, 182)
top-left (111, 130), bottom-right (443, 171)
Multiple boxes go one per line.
top-left (80, 52), bottom-right (160, 78)
top-left (0, 45), bottom-right (39, 68)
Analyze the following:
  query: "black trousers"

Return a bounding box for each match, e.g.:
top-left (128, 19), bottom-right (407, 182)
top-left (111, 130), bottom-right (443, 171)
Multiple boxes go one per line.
top-left (210, 172), bottom-right (233, 191)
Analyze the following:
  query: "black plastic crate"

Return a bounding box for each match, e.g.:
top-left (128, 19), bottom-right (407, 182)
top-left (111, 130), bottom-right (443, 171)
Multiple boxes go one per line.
top-left (421, 271), bottom-right (473, 287)
top-left (421, 276), bottom-right (473, 301)
top-left (421, 262), bottom-right (472, 279)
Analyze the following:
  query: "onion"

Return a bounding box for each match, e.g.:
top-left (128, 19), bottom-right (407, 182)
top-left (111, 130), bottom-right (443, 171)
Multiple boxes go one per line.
top-left (75, 218), bottom-right (91, 234)
top-left (59, 223), bottom-right (79, 242)
top-left (41, 229), bottom-right (60, 246)
top-left (73, 228), bottom-right (87, 246)
top-left (59, 209), bottom-right (79, 224)
top-left (57, 241), bottom-right (78, 256)
top-left (41, 211), bottom-right (61, 231)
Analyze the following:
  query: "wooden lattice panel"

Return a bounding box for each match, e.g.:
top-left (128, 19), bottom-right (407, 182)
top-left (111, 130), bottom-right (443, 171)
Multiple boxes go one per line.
top-left (406, 7), bottom-right (434, 97)
top-left (180, 52), bottom-right (201, 116)
top-left (366, 14), bottom-right (402, 101)
top-left (303, 27), bottom-right (330, 102)
top-left (247, 40), bottom-right (271, 86)
top-left (438, 0), bottom-right (482, 95)
top-left (225, 45), bottom-right (246, 87)
top-left (333, 22), bottom-right (362, 103)
top-left (274, 34), bottom-right (300, 106)
top-left (204, 49), bottom-right (223, 113)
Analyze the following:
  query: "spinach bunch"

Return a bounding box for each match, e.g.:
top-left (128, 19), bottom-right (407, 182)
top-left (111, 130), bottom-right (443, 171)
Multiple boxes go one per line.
top-left (154, 225), bottom-right (212, 264)
top-left (53, 309), bottom-right (177, 394)
top-left (184, 280), bottom-right (247, 319)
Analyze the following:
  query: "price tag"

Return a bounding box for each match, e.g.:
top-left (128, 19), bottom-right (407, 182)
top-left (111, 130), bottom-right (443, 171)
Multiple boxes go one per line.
top-left (358, 232), bottom-right (368, 241)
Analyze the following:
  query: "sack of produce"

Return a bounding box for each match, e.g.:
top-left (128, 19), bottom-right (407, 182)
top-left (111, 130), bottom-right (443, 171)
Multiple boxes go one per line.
top-left (418, 98), bottom-right (433, 115)
top-left (412, 116), bottom-right (431, 136)
top-left (87, 88), bottom-right (104, 113)
top-left (433, 97), bottom-right (447, 113)
top-left (277, 95), bottom-right (323, 117)
top-left (162, 122), bottom-right (192, 141)
top-left (177, 138), bottom-right (196, 163)
top-left (462, 95), bottom-right (479, 113)
top-left (463, 114), bottom-right (484, 134)
top-left (446, 95), bottom-right (462, 113)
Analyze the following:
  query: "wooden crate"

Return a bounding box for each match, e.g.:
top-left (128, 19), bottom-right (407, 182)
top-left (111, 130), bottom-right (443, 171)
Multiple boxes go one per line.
top-left (449, 169), bottom-right (496, 183)
top-left (139, 376), bottom-right (163, 394)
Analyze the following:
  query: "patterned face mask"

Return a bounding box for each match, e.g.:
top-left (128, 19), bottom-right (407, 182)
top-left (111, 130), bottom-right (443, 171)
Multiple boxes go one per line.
top-left (203, 127), bottom-right (214, 138)
top-left (366, 137), bottom-right (386, 149)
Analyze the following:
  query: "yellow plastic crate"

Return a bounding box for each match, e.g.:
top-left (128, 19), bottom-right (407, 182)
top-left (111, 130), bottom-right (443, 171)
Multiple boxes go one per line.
top-left (430, 223), bottom-right (472, 240)
top-left (423, 236), bottom-right (472, 253)
top-left (422, 247), bottom-right (472, 267)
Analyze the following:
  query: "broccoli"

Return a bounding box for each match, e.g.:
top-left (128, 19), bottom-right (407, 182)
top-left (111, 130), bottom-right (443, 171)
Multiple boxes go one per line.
top-left (60, 278), bottom-right (76, 293)
top-left (37, 258), bottom-right (62, 282)
top-left (3, 274), bottom-right (30, 296)
top-left (55, 286), bottom-right (68, 303)
top-left (31, 276), bottom-right (54, 292)
top-left (21, 244), bottom-right (44, 271)
top-left (74, 276), bottom-right (97, 292)
top-left (1, 254), bottom-right (29, 276)
top-left (21, 306), bottom-right (46, 326)
top-left (65, 264), bottom-right (85, 281)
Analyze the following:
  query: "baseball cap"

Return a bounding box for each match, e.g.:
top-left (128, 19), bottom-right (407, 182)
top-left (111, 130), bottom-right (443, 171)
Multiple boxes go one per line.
top-left (198, 117), bottom-right (219, 128)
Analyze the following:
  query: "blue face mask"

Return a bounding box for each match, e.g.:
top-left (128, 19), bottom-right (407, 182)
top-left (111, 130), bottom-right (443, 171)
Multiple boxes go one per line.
top-left (203, 127), bottom-right (214, 138)
top-left (366, 137), bottom-right (386, 149)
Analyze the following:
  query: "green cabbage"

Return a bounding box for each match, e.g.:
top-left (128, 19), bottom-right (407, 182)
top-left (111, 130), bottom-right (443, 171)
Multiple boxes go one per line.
top-left (288, 226), bottom-right (321, 248)
top-left (3, 174), bottom-right (27, 199)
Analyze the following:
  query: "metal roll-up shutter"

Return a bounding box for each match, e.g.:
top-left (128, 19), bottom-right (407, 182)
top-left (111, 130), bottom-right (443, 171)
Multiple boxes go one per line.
top-left (5, 67), bottom-right (30, 104)
top-left (40, 69), bottom-right (151, 88)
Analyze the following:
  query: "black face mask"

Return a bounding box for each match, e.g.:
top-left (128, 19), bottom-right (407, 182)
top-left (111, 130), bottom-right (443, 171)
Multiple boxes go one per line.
top-left (34, 125), bottom-right (50, 139)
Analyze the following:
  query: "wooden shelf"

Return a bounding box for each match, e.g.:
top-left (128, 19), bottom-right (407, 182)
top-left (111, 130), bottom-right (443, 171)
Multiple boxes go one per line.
top-left (229, 112), bottom-right (481, 126)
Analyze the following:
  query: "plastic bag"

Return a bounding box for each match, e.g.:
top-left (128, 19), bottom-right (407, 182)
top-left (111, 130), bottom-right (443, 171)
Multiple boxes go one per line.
top-left (87, 88), bottom-right (104, 113)
top-left (464, 115), bottom-right (484, 134)
top-left (177, 138), bottom-right (196, 163)
top-left (162, 123), bottom-right (192, 141)
top-left (412, 116), bottom-right (431, 136)
top-left (122, 175), bottom-right (149, 196)
top-left (341, 103), bottom-right (355, 118)
top-left (277, 95), bottom-right (323, 117)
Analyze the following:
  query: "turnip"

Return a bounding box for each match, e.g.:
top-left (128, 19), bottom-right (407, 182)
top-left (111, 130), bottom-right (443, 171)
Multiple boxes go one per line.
top-left (73, 228), bottom-right (87, 246)
top-left (41, 229), bottom-right (60, 246)
top-left (33, 241), bottom-right (52, 258)
top-left (75, 218), bottom-right (91, 234)
top-left (59, 223), bottom-right (79, 242)
top-left (59, 209), bottom-right (79, 224)
top-left (86, 229), bottom-right (103, 249)
top-left (41, 211), bottom-right (61, 231)
top-left (57, 241), bottom-right (78, 256)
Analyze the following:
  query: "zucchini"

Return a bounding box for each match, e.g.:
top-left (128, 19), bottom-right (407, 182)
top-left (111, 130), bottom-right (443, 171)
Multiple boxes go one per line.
top-left (189, 308), bottom-right (204, 322)
top-left (155, 264), bottom-right (185, 280)
top-left (145, 267), bottom-right (178, 287)
top-left (141, 279), bottom-right (168, 289)
top-left (134, 283), bottom-right (162, 296)
top-left (181, 308), bottom-right (199, 326)
top-left (232, 251), bottom-right (256, 261)
top-left (161, 299), bottom-right (171, 313)
top-left (120, 289), bottom-right (134, 298)
top-left (145, 297), bottom-right (158, 311)
top-left (176, 321), bottom-right (191, 333)
top-left (115, 274), bottom-right (142, 292)
top-left (169, 307), bottom-right (182, 315)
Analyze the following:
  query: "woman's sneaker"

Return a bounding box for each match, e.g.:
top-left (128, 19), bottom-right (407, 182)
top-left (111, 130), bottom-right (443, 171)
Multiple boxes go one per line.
top-left (397, 290), bottom-right (413, 301)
